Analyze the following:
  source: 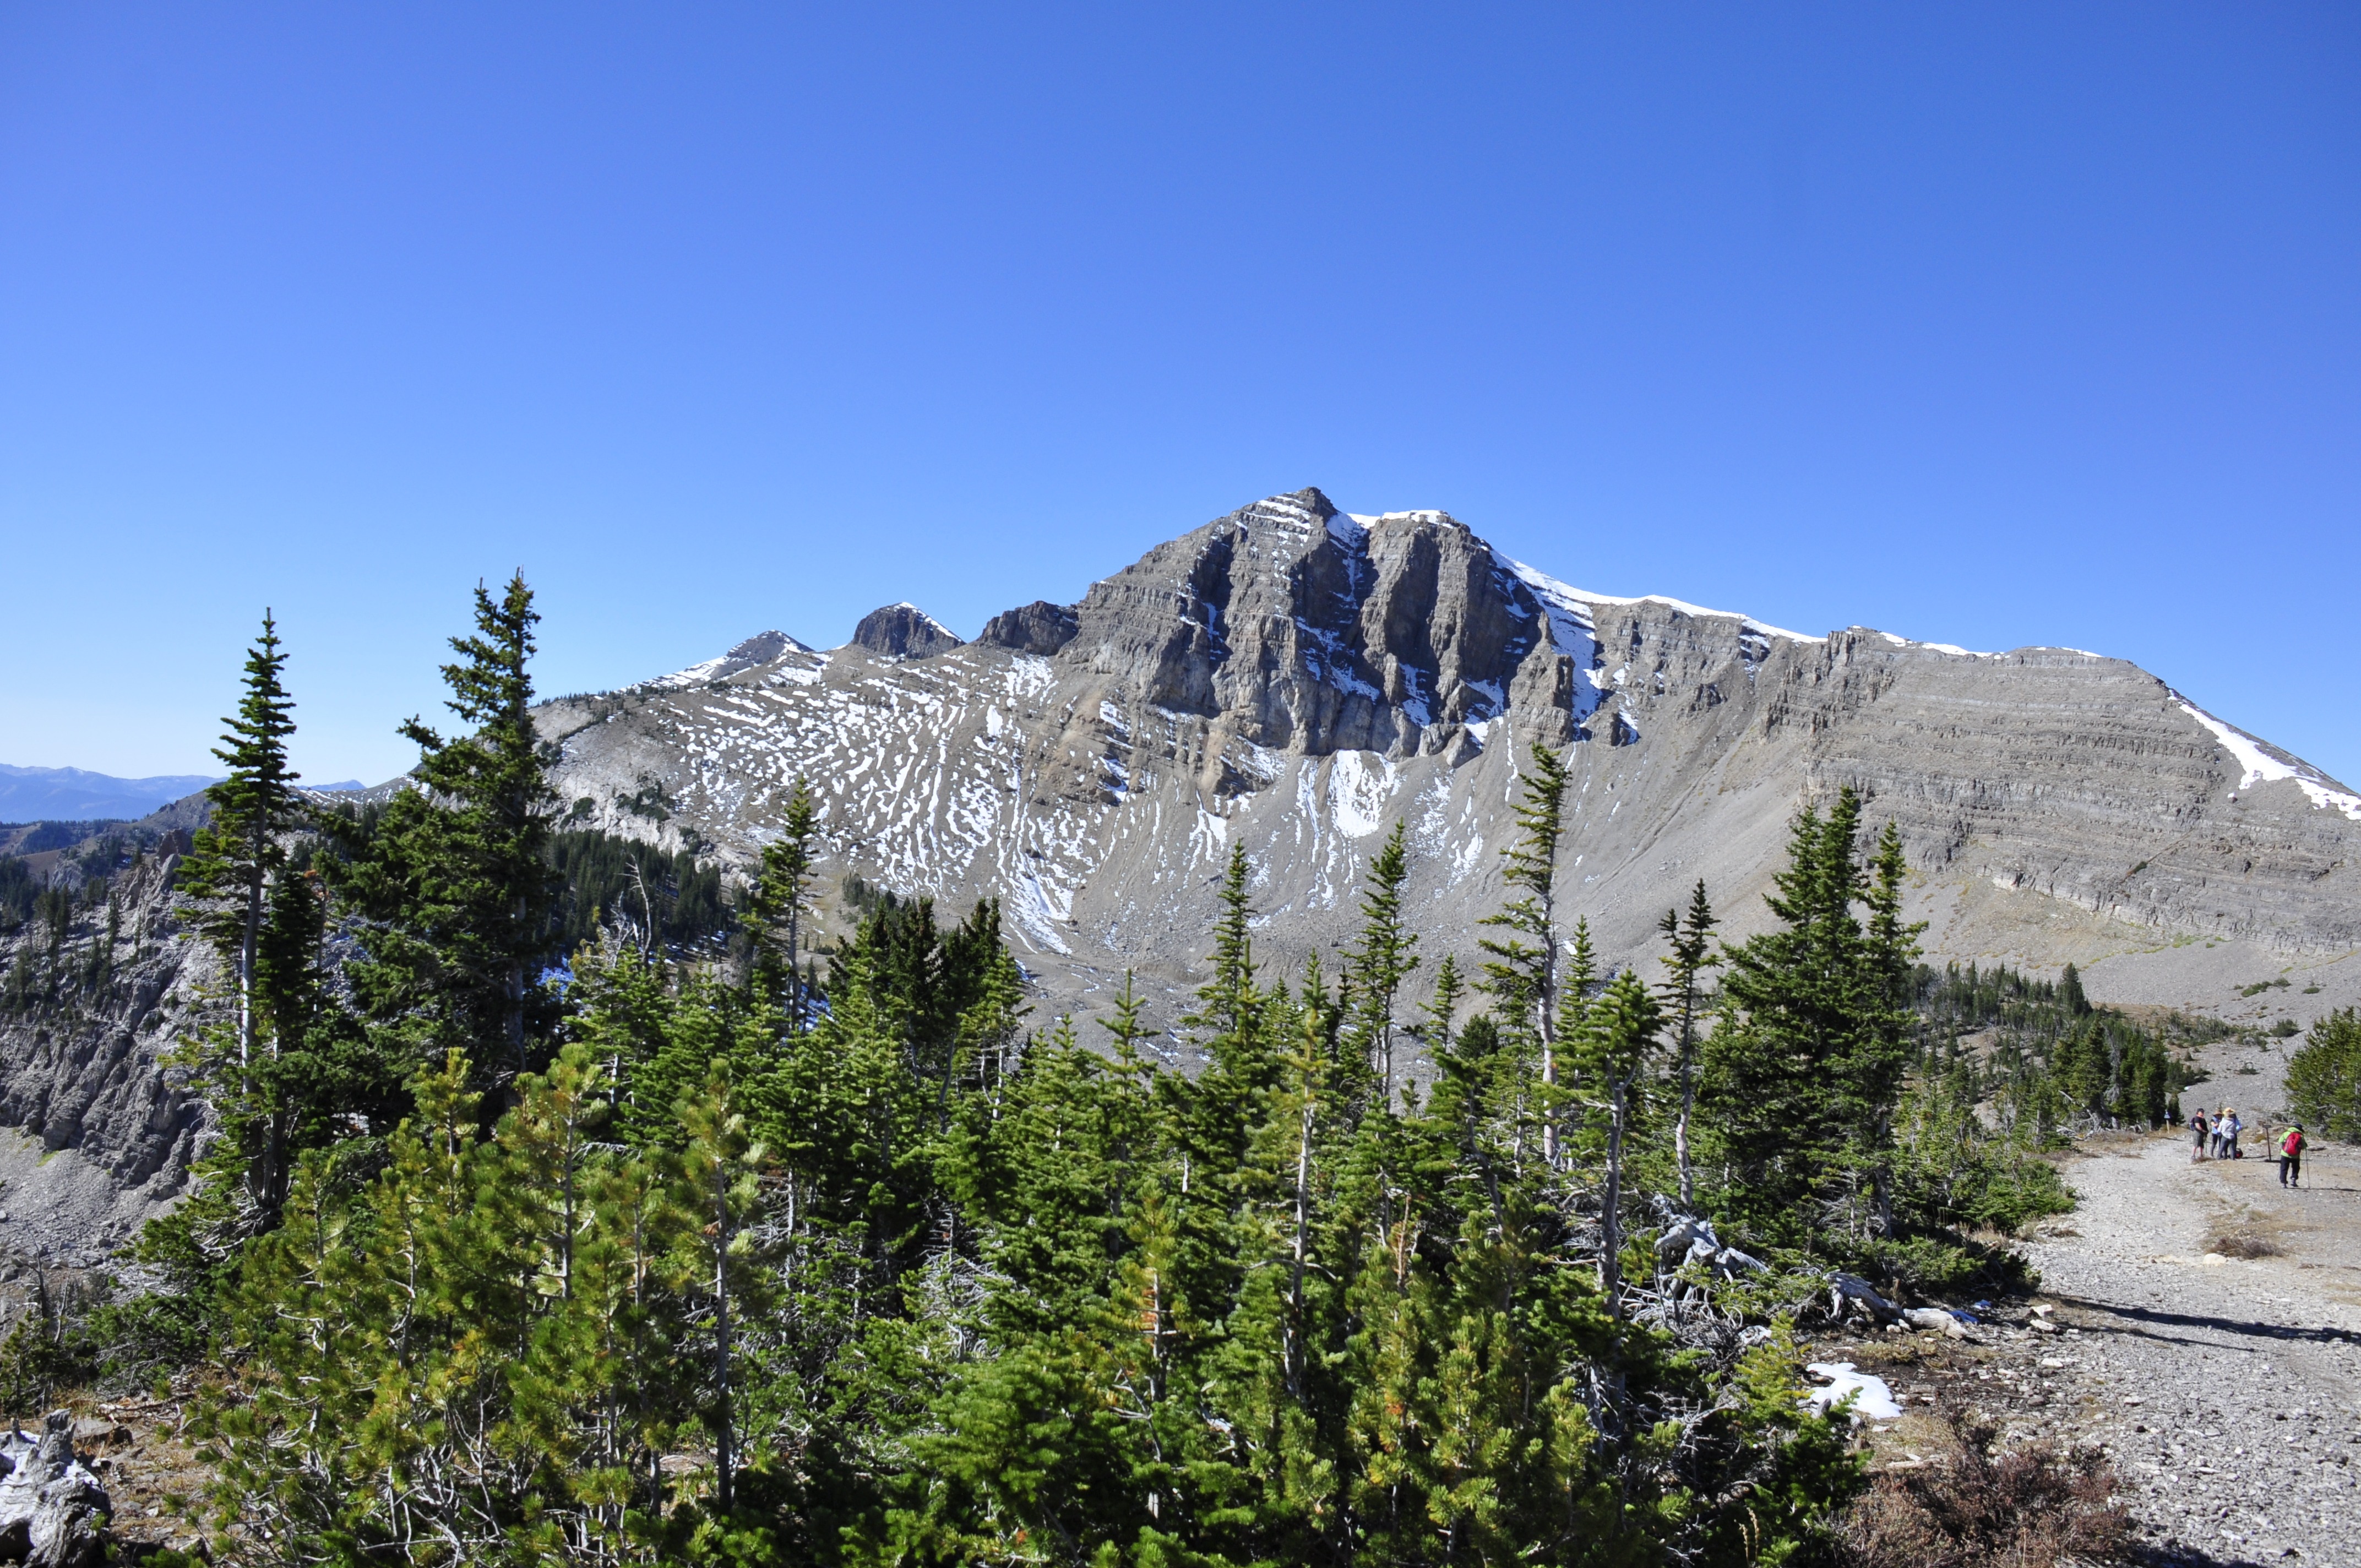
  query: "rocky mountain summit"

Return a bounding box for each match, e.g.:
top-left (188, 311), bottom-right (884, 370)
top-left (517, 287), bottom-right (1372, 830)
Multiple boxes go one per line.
top-left (851, 602), bottom-right (964, 660)
top-left (643, 630), bottom-right (810, 690)
top-left (538, 487), bottom-right (2361, 1027)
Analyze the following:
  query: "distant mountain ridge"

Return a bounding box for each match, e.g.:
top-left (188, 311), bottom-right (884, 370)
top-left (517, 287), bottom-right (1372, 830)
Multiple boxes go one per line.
top-left (534, 487), bottom-right (2361, 1026)
top-left (0, 763), bottom-right (221, 824)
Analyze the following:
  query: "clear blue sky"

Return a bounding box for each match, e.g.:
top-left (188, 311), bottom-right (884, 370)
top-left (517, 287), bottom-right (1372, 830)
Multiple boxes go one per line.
top-left (4, 3), bottom-right (2355, 790)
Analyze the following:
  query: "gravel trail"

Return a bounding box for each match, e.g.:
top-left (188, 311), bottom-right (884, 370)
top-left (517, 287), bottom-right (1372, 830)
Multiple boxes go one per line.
top-left (2013, 1130), bottom-right (2361, 1565)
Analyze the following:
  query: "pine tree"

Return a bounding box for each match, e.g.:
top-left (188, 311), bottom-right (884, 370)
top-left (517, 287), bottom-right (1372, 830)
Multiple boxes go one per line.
top-left (743, 776), bottom-right (820, 1030)
top-left (1343, 821), bottom-right (1419, 1105)
top-left (1170, 842), bottom-right (1277, 1186)
top-left (1656, 880), bottom-right (1720, 1211)
top-left (1854, 819), bottom-right (1925, 1235)
top-left (335, 574), bottom-right (563, 1084)
top-left (1572, 969), bottom-right (1660, 1314)
top-left (2285, 1009), bottom-right (2361, 1142)
top-left (178, 613), bottom-right (303, 1085)
top-left (670, 1075), bottom-right (769, 1513)
top-left (1704, 789), bottom-right (1924, 1252)
top-left (1478, 743), bottom-right (1571, 1165)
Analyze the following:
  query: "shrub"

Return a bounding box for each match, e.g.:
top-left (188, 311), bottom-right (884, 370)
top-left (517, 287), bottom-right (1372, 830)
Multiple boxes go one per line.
top-left (1837, 1400), bottom-right (2134, 1566)
top-left (2286, 1009), bottom-right (2361, 1142)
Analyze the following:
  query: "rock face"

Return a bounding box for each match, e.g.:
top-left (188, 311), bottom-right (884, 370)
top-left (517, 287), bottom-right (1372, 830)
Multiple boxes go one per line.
top-left (0, 843), bottom-right (214, 1265)
top-left (536, 487), bottom-right (2361, 1033)
top-left (852, 603), bottom-right (962, 660)
top-left (0, 1412), bottom-right (110, 1568)
top-left (977, 600), bottom-right (1079, 657)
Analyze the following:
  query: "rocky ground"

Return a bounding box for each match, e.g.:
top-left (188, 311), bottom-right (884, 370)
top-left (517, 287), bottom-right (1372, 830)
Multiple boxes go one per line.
top-left (1822, 1126), bottom-right (2361, 1566)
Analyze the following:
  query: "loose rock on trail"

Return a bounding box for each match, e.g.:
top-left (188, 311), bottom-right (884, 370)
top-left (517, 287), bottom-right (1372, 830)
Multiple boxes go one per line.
top-left (1826, 1129), bottom-right (2361, 1566)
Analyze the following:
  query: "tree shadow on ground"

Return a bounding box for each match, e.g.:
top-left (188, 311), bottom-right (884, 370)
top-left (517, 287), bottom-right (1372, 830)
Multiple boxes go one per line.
top-left (2045, 1292), bottom-right (2359, 1352)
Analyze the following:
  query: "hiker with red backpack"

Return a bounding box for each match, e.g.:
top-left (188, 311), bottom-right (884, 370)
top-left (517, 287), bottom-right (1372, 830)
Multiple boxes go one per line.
top-left (2281, 1124), bottom-right (2306, 1188)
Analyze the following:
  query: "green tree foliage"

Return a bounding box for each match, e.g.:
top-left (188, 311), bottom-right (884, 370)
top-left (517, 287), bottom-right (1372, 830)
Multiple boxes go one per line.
top-left (177, 612), bottom-right (304, 1080)
top-left (195, 1045), bottom-right (744, 1563)
top-left (550, 828), bottom-right (731, 958)
top-left (1690, 804), bottom-right (2113, 1289)
top-left (742, 777), bottom-right (821, 1029)
top-left (332, 574), bottom-right (565, 1083)
top-left (1656, 881), bottom-right (1719, 1211)
top-left (1702, 791), bottom-right (1921, 1253)
top-left (1342, 820), bottom-right (1419, 1104)
top-left (2286, 1008), bottom-right (2361, 1142)
top-left (1910, 960), bottom-right (2201, 1136)
top-left (1477, 743), bottom-right (1572, 1167)
top-left (192, 820), bottom-right (1860, 1566)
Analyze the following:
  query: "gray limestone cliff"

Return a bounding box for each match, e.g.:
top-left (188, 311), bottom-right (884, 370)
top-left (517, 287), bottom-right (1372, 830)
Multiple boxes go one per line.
top-left (0, 842), bottom-right (214, 1266)
top-left (852, 603), bottom-right (962, 660)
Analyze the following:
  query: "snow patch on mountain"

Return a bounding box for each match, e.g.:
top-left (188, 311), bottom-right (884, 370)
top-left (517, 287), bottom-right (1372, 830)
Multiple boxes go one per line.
top-left (2174, 696), bottom-right (2361, 821)
top-left (1328, 752), bottom-right (1398, 839)
top-left (1872, 629), bottom-right (2005, 660)
top-left (1509, 560), bottom-right (1816, 647)
top-left (647, 631), bottom-right (810, 690)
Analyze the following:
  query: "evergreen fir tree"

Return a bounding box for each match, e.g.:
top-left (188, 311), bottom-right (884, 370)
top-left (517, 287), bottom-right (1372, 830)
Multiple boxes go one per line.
top-left (178, 614), bottom-right (303, 1087)
top-left (334, 574), bottom-right (563, 1084)
top-left (1703, 789), bottom-right (1924, 1253)
top-left (1342, 821), bottom-right (1419, 1104)
top-left (1656, 880), bottom-right (1720, 1211)
top-left (1571, 968), bottom-right (1660, 1314)
top-left (1478, 743), bottom-right (1571, 1166)
top-left (743, 776), bottom-right (820, 1030)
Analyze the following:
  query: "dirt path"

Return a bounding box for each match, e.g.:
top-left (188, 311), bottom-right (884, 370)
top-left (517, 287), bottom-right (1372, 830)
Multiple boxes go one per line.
top-left (2012, 1130), bottom-right (2361, 1564)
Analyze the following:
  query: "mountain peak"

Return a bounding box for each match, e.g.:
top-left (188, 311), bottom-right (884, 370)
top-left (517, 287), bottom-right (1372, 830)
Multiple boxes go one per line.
top-left (645, 629), bottom-right (812, 690)
top-left (853, 603), bottom-right (963, 660)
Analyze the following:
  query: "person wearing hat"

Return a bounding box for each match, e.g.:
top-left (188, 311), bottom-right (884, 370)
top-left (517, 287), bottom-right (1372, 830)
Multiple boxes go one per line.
top-left (2281, 1123), bottom-right (2306, 1188)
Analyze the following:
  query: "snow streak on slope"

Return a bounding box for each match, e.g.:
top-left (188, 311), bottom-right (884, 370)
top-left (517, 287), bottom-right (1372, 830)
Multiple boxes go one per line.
top-left (1507, 559), bottom-right (1816, 648)
top-left (2174, 696), bottom-right (2361, 821)
top-left (645, 631), bottom-right (813, 690)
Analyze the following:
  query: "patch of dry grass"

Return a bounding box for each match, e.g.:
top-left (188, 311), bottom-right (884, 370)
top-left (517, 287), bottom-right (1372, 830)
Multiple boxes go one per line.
top-left (2205, 1229), bottom-right (2281, 1259)
top-left (1836, 1398), bottom-right (2135, 1567)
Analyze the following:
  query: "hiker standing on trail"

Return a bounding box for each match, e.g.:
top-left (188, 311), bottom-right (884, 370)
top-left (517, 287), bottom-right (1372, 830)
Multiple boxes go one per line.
top-left (2281, 1124), bottom-right (2305, 1188)
top-left (2222, 1108), bottom-right (2242, 1159)
top-left (2191, 1108), bottom-right (2211, 1162)
top-left (2209, 1108), bottom-right (2227, 1159)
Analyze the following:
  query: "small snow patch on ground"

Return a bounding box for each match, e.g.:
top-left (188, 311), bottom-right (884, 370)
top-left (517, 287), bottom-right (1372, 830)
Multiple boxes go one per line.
top-left (1802, 1363), bottom-right (1902, 1422)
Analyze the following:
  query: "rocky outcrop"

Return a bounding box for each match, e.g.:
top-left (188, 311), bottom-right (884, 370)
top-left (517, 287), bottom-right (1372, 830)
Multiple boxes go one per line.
top-left (977, 600), bottom-right (1079, 657)
top-left (852, 603), bottom-right (963, 660)
top-left (1062, 489), bottom-right (1573, 755)
top-left (0, 843), bottom-right (214, 1265)
top-left (0, 1412), bottom-right (110, 1567)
